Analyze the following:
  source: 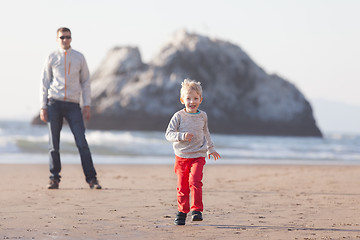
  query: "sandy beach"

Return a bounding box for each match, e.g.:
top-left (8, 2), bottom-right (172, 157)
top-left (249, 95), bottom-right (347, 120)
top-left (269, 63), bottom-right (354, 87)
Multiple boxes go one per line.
top-left (1, 164), bottom-right (360, 239)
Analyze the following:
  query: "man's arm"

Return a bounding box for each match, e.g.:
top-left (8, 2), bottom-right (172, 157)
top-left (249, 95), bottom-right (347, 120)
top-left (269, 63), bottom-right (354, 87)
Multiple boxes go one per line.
top-left (79, 54), bottom-right (91, 107)
top-left (40, 55), bottom-right (52, 123)
top-left (40, 108), bottom-right (48, 123)
top-left (82, 105), bottom-right (91, 121)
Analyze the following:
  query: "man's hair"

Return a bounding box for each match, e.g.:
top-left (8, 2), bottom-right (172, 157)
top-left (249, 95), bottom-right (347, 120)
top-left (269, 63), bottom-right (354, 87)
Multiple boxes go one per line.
top-left (180, 78), bottom-right (202, 98)
top-left (57, 27), bottom-right (71, 35)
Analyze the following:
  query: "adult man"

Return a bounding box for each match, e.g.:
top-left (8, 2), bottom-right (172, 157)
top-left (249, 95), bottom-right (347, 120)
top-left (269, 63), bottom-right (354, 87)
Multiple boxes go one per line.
top-left (40, 27), bottom-right (101, 189)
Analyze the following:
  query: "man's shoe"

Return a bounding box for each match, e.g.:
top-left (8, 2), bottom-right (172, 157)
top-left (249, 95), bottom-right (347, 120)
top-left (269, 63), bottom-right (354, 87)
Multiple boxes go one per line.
top-left (191, 211), bottom-right (203, 221)
top-left (89, 178), bottom-right (102, 189)
top-left (174, 211), bottom-right (187, 225)
top-left (47, 179), bottom-right (59, 189)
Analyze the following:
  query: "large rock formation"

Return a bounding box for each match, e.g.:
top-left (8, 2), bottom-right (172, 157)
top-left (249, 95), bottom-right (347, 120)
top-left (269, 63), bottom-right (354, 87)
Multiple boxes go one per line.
top-left (87, 30), bottom-right (322, 136)
top-left (32, 30), bottom-right (322, 136)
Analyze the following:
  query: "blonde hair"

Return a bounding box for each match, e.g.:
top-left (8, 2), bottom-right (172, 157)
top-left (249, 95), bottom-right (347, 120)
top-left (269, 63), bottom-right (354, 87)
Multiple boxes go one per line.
top-left (180, 79), bottom-right (202, 98)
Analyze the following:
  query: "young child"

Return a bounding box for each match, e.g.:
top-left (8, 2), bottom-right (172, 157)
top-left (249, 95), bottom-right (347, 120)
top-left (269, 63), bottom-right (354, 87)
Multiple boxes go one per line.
top-left (165, 79), bottom-right (221, 225)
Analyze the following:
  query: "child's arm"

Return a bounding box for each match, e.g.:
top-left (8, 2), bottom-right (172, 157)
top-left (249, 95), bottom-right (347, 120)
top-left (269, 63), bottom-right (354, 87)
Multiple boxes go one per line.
top-left (165, 113), bottom-right (191, 142)
top-left (203, 112), bottom-right (215, 150)
top-left (203, 112), bottom-right (221, 160)
top-left (208, 151), bottom-right (221, 160)
top-left (184, 133), bottom-right (193, 142)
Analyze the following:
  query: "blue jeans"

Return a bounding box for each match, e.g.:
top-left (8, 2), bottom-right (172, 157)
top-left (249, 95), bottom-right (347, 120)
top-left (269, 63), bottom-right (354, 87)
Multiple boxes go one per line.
top-left (47, 99), bottom-right (97, 183)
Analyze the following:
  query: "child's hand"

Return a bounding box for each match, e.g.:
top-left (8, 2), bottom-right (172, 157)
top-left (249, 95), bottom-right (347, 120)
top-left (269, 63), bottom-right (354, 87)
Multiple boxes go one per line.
top-left (208, 151), bottom-right (221, 160)
top-left (184, 133), bottom-right (193, 142)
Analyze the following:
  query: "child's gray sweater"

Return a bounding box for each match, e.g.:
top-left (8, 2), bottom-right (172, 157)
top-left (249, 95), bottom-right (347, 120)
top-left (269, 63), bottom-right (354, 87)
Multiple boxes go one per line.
top-left (165, 109), bottom-right (216, 158)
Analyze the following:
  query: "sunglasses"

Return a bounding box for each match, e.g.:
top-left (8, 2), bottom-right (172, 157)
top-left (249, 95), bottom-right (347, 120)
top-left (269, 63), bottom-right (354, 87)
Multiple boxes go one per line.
top-left (59, 36), bottom-right (71, 40)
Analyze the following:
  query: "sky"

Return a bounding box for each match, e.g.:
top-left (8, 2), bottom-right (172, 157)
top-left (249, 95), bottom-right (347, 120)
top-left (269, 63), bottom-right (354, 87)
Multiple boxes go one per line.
top-left (0, 0), bottom-right (359, 133)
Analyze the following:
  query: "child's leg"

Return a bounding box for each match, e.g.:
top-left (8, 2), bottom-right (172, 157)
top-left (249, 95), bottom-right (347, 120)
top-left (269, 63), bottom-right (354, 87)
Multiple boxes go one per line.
top-left (174, 156), bottom-right (191, 213)
top-left (189, 157), bottom-right (206, 212)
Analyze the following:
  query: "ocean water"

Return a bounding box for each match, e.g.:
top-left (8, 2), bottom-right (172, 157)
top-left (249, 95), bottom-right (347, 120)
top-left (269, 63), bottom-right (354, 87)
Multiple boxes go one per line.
top-left (0, 120), bottom-right (360, 165)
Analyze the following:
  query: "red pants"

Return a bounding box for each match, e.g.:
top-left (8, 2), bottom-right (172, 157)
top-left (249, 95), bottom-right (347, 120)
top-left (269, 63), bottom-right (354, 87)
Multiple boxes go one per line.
top-left (174, 156), bottom-right (206, 213)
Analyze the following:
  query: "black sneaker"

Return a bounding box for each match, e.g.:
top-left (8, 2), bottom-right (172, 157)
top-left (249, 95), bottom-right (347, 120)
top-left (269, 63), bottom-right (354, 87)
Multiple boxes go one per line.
top-left (47, 179), bottom-right (59, 189)
top-left (191, 211), bottom-right (203, 221)
top-left (89, 178), bottom-right (102, 189)
top-left (174, 211), bottom-right (187, 225)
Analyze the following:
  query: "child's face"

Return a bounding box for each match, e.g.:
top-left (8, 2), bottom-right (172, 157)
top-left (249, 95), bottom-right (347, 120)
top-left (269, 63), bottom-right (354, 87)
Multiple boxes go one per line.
top-left (180, 90), bottom-right (202, 113)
